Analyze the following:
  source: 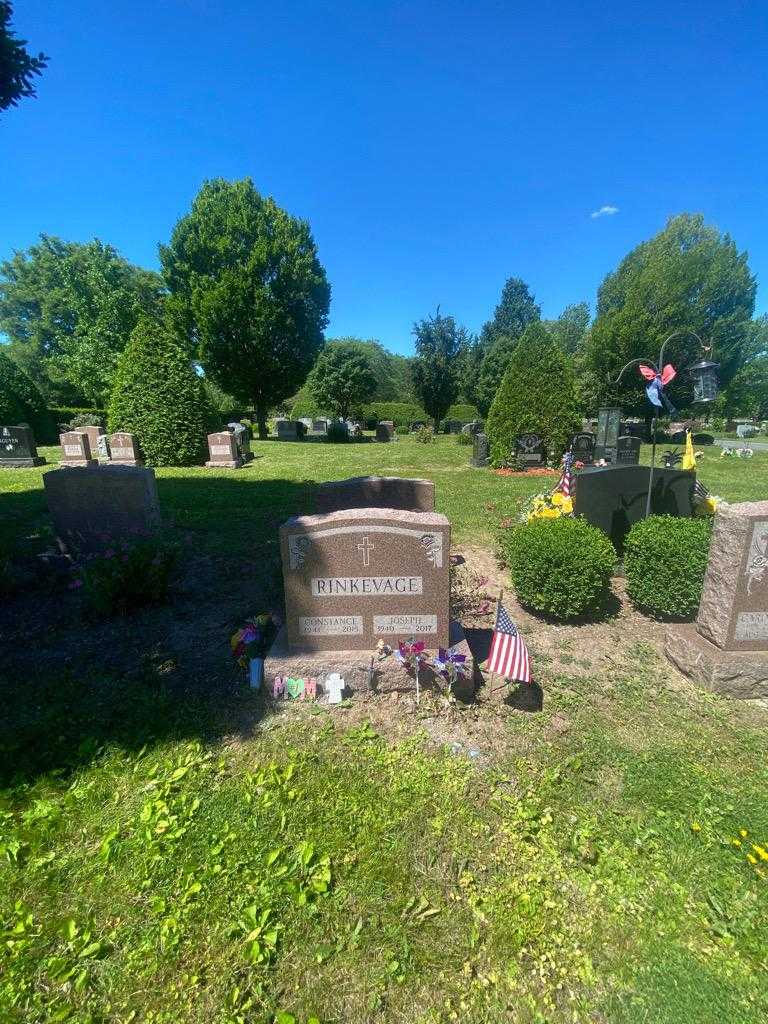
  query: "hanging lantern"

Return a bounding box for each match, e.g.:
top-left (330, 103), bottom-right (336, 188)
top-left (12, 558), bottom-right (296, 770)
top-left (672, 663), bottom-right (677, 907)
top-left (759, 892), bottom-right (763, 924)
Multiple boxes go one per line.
top-left (688, 359), bottom-right (720, 403)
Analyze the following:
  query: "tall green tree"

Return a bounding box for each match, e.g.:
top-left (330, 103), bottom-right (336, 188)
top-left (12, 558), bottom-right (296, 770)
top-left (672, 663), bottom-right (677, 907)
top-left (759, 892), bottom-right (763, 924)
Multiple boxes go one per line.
top-left (0, 1), bottom-right (47, 112)
top-left (0, 348), bottom-right (53, 440)
top-left (411, 309), bottom-right (469, 428)
top-left (0, 236), bottom-right (164, 405)
top-left (108, 318), bottom-right (211, 467)
top-left (486, 321), bottom-right (580, 466)
top-left (546, 301), bottom-right (591, 355)
top-left (472, 277), bottom-right (541, 415)
top-left (306, 341), bottom-right (377, 419)
top-left (584, 214), bottom-right (756, 416)
top-left (160, 178), bottom-right (330, 439)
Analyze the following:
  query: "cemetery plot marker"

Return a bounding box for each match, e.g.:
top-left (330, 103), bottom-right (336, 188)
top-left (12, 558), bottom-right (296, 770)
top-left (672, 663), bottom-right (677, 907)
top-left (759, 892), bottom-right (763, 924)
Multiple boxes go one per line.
top-left (0, 425), bottom-right (46, 468)
top-left (60, 431), bottom-right (96, 467)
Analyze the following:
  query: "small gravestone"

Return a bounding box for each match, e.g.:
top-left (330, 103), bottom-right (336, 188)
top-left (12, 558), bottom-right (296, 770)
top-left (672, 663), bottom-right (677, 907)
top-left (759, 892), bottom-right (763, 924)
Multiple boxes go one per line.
top-left (277, 420), bottom-right (304, 441)
top-left (574, 464), bottom-right (694, 548)
top-left (461, 420), bottom-right (484, 437)
top-left (317, 476), bottom-right (435, 514)
top-left (325, 672), bottom-right (346, 703)
top-left (595, 407), bottom-right (622, 463)
top-left (312, 418), bottom-right (329, 434)
top-left (0, 425), bottom-right (46, 468)
top-left (109, 432), bottom-right (144, 467)
top-left (471, 432), bottom-right (489, 467)
top-left (737, 424), bottom-right (757, 439)
top-left (205, 431), bottom-right (243, 469)
top-left (81, 425), bottom-right (106, 459)
top-left (615, 435), bottom-right (641, 464)
top-left (60, 431), bottom-right (96, 467)
top-left (376, 421), bottom-right (395, 442)
top-left (666, 500), bottom-right (768, 698)
top-left (514, 433), bottom-right (544, 468)
top-left (43, 464), bottom-right (161, 553)
top-left (298, 418), bottom-right (313, 431)
top-left (411, 421), bottom-right (426, 431)
top-left (570, 432), bottom-right (595, 465)
top-left (227, 422), bottom-right (253, 463)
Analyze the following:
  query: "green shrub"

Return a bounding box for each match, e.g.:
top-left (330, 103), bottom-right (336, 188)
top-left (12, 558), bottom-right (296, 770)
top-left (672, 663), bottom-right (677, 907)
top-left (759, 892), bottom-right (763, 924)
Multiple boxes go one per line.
top-left (290, 385), bottom-right (329, 420)
top-left (486, 321), bottom-right (580, 467)
top-left (415, 425), bottom-right (435, 444)
top-left (456, 431), bottom-right (472, 445)
top-left (0, 351), bottom-right (56, 442)
top-left (503, 517), bottom-right (617, 620)
top-left (71, 534), bottom-right (179, 619)
top-left (710, 416), bottom-right (725, 432)
top-left (446, 403), bottom-right (480, 422)
top-left (394, 424), bottom-right (410, 435)
top-left (362, 402), bottom-right (429, 427)
top-left (108, 318), bottom-right (211, 466)
top-left (624, 516), bottom-right (712, 619)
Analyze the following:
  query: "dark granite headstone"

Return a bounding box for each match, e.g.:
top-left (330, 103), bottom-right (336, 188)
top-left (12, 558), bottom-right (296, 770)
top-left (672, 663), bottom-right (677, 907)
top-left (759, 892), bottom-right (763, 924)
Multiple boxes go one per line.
top-left (276, 420), bottom-right (305, 441)
top-left (595, 407), bottom-right (622, 463)
top-left (472, 432), bottom-right (489, 467)
top-left (376, 421), bottom-right (395, 442)
top-left (574, 464), bottom-right (694, 548)
top-left (0, 424), bottom-right (46, 467)
top-left (616, 435), bottom-right (641, 464)
top-left (570, 432), bottom-right (595, 465)
top-left (316, 476), bottom-right (435, 514)
top-left (514, 432), bottom-right (544, 467)
top-left (227, 422), bottom-right (253, 463)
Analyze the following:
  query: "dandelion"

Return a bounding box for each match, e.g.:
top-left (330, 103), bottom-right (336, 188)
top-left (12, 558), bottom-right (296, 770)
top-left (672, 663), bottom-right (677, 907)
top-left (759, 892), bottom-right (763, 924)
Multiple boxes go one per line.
top-left (747, 853), bottom-right (758, 865)
top-left (731, 838), bottom-right (742, 847)
top-left (752, 844), bottom-right (768, 862)
top-left (690, 822), bottom-right (702, 833)
top-left (740, 829), bottom-right (748, 838)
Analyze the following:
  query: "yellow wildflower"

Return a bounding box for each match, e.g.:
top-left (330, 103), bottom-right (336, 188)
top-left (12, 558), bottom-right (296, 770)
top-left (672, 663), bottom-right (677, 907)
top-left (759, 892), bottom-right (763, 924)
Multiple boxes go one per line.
top-left (752, 844), bottom-right (768, 861)
top-left (747, 853), bottom-right (757, 865)
top-left (740, 829), bottom-right (748, 838)
top-left (690, 822), bottom-right (702, 833)
top-left (731, 838), bottom-right (742, 847)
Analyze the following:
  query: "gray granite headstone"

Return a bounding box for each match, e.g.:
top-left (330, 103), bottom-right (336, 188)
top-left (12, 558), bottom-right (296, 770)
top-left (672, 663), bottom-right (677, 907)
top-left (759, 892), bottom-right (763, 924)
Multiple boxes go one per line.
top-left (570, 432), bottom-right (595, 465)
top-left (43, 464), bottom-right (161, 553)
top-left (375, 421), bottom-right (395, 442)
top-left (471, 432), bottom-right (489, 467)
top-left (615, 435), bottom-right (641, 464)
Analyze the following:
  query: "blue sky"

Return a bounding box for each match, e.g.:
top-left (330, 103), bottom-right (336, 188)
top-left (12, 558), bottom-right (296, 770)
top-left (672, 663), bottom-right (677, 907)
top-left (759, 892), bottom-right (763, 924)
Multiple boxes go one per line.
top-left (2, 0), bottom-right (767, 355)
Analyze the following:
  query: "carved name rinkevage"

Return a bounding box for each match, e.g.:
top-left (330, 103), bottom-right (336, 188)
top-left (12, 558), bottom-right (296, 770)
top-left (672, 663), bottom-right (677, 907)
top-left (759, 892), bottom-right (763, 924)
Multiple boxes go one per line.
top-left (311, 576), bottom-right (422, 597)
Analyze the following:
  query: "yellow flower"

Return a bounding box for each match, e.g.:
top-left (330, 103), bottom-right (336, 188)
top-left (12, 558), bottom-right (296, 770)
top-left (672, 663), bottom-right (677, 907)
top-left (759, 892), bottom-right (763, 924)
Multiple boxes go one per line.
top-left (538, 508), bottom-right (560, 519)
top-left (747, 853), bottom-right (758, 865)
top-left (740, 829), bottom-right (748, 838)
top-left (731, 838), bottom-right (742, 847)
top-left (551, 492), bottom-right (565, 506)
top-left (560, 497), bottom-right (573, 514)
top-left (752, 844), bottom-right (768, 861)
top-left (690, 822), bottom-right (702, 833)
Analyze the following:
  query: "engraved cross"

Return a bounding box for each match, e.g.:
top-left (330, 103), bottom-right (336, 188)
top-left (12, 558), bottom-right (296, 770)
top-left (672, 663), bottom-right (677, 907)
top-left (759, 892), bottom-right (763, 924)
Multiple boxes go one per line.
top-left (357, 536), bottom-right (374, 567)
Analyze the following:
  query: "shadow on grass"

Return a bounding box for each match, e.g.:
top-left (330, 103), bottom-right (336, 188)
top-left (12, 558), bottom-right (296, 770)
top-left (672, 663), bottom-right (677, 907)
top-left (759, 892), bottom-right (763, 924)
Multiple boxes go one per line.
top-left (0, 475), bottom-right (317, 788)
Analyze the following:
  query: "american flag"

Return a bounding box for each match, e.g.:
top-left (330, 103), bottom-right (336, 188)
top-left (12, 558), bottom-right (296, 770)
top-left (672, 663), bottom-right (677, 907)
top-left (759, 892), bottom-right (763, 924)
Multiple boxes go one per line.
top-left (556, 451), bottom-right (575, 498)
top-left (694, 478), bottom-right (710, 502)
top-left (486, 602), bottom-right (531, 683)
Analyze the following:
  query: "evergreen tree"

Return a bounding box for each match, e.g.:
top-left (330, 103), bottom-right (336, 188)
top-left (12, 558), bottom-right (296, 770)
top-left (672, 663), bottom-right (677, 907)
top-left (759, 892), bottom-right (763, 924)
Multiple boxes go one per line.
top-left (486, 321), bottom-right (580, 466)
top-left (411, 310), bottom-right (469, 427)
top-left (474, 278), bottom-right (541, 415)
top-left (0, 1), bottom-right (47, 112)
top-left (108, 318), bottom-right (210, 467)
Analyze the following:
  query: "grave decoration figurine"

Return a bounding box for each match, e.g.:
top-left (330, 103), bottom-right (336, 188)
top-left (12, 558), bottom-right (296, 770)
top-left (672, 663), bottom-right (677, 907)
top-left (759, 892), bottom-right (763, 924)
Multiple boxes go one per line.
top-left (303, 678), bottom-right (317, 700)
top-left (432, 647), bottom-right (468, 698)
top-left (286, 677), bottom-right (305, 699)
top-left (615, 329), bottom-right (719, 519)
top-left (272, 675), bottom-right (286, 699)
top-left (230, 613), bottom-right (278, 690)
top-left (325, 672), bottom-right (346, 703)
top-left (394, 637), bottom-right (429, 700)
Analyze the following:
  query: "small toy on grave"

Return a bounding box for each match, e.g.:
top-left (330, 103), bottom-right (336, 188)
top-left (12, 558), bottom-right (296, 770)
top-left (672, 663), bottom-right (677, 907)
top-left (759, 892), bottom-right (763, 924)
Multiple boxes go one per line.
top-left (376, 639), bottom-right (392, 660)
top-left (271, 675), bottom-right (286, 698)
top-left (325, 673), bottom-right (346, 703)
top-left (230, 613), bottom-right (279, 690)
top-left (432, 647), bottom-right (468, 697)
top-left (303, 678), bottom-right (317, 700)
top-left (286, 677), bottom-right (305, 699)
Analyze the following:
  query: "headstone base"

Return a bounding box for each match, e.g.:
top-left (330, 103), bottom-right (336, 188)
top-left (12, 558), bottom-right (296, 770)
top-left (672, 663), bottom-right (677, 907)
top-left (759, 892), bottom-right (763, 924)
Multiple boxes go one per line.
top-left (205, 458), bottom-right (244, 469)
top-left (665, 623), bottom-right (768, 700)
top-left (2, 456), bottom-right (46, 468)
top-left (264, 620), bottom-right (475, 702)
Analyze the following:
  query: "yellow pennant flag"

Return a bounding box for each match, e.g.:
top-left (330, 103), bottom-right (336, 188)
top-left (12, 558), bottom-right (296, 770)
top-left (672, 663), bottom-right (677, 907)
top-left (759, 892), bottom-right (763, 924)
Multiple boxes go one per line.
top-left (682, 429), bottom-right (696, 471)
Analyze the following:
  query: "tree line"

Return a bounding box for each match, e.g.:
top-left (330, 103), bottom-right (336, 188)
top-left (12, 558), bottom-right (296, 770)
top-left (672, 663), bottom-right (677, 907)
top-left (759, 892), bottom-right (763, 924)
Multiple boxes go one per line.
top-left (1, 178), bottom-right (767, 463)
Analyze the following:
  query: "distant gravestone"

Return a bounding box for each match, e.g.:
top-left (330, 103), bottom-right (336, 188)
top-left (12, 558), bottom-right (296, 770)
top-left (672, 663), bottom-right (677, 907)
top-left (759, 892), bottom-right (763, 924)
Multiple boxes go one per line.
top-left (43, 464), bottom-right (162, 553)
top-left (205, 431), bottom-right (243, 468)
top-left (277, 420), bottom-right (304, 441)
top-left (298, 418), bottom-right (313, 431)
top-left (316, 476), bottom-right (435, 514)
top-left (279, 507), bottom-right (451, 652)
top-left (514, 432), bottom-right (544, 468)
top-left (227, 422), bottom-right (253, 463)
top-left (461, 420), bottom-right (484, 437)
top-left (615, 435), bottom-right (641, 464)
top-left (81, 425), bottom-right (106, 459)
top-left (666, 500), bottom-right (768, 698)
top-left (737, 424), bottom-right (757, 439)
top-left (471, 432), bottom-right (489, 467)
top-left (570, 431), bottom-right (595, 465)
top-left (376, 421), bottom-right (395, 442)
top-left (60, 431), bottom-right (96, 467)
top-left (312, 418), bottom-right (329, 434)
top-left (0, 425), bottom-right (46, 467)
top-left (595, 407), bottom-right (622, 463)
top-left (96, 434), bottom-right (111, 461)
top-left (574, 464), bottom-right (694, 548)
top-left (109, 432), bottom-right (144, 467)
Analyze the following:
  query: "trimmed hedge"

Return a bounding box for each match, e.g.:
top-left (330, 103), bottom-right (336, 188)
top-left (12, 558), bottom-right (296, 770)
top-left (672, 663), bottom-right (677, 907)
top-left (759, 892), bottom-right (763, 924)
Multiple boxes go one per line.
top-left (503, 516), bottom-right (617, 620)
top-left (0, 351), bottom-right (56, 443)
top-left (624, 515), bottom-right (713, 619)
top-left (108, 318), bottom-right (211, 466)
top-left (445, 403), bottom-right (480, 422)
top-left (361, 402), bottom-right (429, 427)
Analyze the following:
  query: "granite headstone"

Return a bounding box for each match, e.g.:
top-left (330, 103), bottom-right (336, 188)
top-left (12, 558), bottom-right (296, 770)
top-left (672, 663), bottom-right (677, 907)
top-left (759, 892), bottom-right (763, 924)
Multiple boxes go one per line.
top-left (471, 432), bottom-right (489, 467)
top-left (570, 431), bottom-right (595, 465)
top-left (514, 432), bottom-right (545, 468)
top-left (60, 431), bottom-right (96, 467)
top-left (376, 421), bottom-right (395, 442)
top-left (0, 424), bottom-right (46, 467)
top-left (109, 432), bottom-right (144, 467)
top-left (205, 431), bottom-right (243, 468)
top-left (615, 435), bottom-right (641, 464)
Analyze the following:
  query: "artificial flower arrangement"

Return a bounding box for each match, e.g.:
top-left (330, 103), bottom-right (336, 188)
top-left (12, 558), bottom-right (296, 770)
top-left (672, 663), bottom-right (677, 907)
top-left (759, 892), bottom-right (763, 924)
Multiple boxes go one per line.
top-left (523, 489), bottom-right (574, 523)
top-left (721, 446), bottom-right (754, 459)
top-left (230, 613), bottom-right (278, 689)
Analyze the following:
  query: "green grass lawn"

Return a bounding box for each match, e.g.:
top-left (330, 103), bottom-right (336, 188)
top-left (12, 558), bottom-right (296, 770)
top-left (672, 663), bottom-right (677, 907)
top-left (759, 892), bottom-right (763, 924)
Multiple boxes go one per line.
top-left (1, 436), bottom-right (767, 1023)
